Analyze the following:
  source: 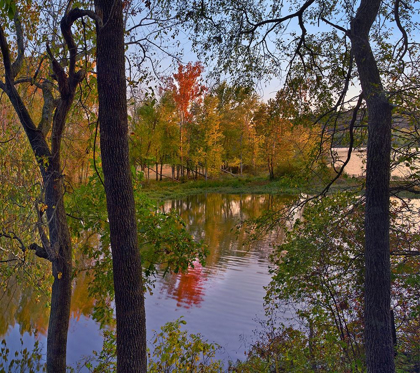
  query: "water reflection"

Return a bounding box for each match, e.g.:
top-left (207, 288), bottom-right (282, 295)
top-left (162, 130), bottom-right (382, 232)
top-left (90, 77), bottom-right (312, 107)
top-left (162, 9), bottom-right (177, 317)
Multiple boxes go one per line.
top-left (0, 277), bottom-right (49, 338)
top-left (0, 271), bottom-right (96, 337)
top-left (1, 193), bottom-right (290, 366)
top-left (156, 194), bottom-right (287, 313)
top-left (163, 193), bottom-right (284, 266)
top-left (160, 260), bottom-right (207, 308)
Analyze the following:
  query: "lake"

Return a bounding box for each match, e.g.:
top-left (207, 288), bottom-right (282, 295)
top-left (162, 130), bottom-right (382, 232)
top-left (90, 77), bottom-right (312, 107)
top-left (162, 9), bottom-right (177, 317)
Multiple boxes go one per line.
top-left (0, 193), bottom-right (289, 369)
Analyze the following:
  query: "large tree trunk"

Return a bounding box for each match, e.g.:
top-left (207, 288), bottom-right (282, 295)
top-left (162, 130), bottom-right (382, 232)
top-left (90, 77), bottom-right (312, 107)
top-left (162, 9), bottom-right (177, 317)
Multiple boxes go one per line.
top-left (350, 1), bottom-right (395, 371)
top-left (95, 0), bottom-right (147, 371)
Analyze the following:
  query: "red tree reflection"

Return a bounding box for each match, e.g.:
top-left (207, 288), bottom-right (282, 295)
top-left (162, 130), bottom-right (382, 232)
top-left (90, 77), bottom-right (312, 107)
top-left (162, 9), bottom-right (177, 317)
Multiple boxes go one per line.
top-left (162, 261), bottom-right (207, 308)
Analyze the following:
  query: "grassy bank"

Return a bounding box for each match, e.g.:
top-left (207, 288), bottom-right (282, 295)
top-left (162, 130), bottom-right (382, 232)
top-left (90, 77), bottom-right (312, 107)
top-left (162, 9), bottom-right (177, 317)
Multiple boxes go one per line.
top-left (140, 177), bottom-right (293, 200)
top-left (139, 174), bottom-right (362, 200)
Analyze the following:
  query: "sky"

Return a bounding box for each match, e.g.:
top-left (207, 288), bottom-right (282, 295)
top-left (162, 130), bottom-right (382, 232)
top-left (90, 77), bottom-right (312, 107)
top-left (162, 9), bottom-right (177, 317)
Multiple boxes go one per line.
top-left (126, 0), bottom-right (420, 104)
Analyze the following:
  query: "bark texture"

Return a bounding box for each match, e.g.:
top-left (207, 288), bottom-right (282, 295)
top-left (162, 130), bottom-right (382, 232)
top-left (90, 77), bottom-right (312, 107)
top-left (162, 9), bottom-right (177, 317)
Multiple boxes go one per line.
top-left (350, 1), bottom-right (395, 371)
top-left (45, 166), bottom-right (73, 373)
top-left (94, 0), bottom-right (147, 371)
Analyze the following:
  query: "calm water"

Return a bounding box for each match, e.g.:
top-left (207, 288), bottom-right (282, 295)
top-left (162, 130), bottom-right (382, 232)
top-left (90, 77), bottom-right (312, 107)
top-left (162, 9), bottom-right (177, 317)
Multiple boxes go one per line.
top-left (1, 194), bottom-right (287, 368)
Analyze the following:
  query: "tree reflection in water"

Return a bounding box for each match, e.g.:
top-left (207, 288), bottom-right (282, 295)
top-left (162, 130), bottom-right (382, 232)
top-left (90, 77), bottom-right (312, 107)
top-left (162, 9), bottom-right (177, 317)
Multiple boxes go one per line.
top-left (159, 194), bottom-right (289, 309)
top-left (1, 193), bottom-right (291, 365)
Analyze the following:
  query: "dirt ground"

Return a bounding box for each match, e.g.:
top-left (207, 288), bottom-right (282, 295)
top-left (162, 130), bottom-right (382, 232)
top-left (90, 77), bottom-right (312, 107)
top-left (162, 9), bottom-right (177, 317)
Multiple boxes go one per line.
top-left (141, 164), bottom-right (198, 180)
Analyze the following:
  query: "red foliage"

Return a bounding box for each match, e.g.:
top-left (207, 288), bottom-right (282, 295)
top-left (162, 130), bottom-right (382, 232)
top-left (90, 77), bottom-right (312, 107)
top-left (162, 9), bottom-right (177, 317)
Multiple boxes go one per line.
top-left (166, 62), bottom-right (207, 121)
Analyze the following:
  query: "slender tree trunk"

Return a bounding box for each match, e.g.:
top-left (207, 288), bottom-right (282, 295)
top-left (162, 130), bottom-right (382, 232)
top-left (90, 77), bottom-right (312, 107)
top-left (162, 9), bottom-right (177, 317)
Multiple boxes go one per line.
top-left (95, 0), bottom-right (147, 371)
top-left (350, 1), bottom-right (395, 371)
top-left (4, 75), bottom-right (74, 373)
top-left (267, 156), bottom-right (274, 180)
top-left (240, 132), bottom-right (243, 175)
top-left (45, 172), bottom-right (72, 373)
top-left (1, 26), bottom-right (79, 373)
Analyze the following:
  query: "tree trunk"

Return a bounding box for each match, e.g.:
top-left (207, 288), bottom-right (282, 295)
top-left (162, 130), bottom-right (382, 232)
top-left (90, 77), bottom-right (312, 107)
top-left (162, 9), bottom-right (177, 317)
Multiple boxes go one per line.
top-left (350, 1), bottom-right (395, 371)
top-left (240, 132), bottom-right (243, 175)
top-left (45, 169), bottom-right (72, 373)
top-left (95, 0), bottom-right (147, 371)
top-left (0, 15), bottom-right (84, 369)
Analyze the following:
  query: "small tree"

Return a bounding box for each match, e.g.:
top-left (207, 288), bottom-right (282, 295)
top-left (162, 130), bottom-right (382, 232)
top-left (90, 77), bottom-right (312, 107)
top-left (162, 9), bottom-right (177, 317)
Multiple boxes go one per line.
top-left (0, 5), bottom-right (97, 370)
top-left (165, 62), bottom-right (206, 177)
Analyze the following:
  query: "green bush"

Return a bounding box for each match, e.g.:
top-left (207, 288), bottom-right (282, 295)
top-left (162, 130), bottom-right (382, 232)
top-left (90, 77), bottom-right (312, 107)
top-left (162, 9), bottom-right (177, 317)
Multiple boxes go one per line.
top-left (79, 318), bottom-right (223, 372)
top-left (148, 317), bottom-right (223, 373)
top-left (0, 338), bottom-right (46, 372)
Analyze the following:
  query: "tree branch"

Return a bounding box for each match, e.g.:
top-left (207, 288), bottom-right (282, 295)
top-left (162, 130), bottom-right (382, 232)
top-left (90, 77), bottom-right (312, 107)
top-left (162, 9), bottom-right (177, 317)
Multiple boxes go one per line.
top-left (11, 13), bottom-right (24, 79)
top-left (0, 230), bottom-right (26, 252)
top-left (319, 94), bottom-right (364, 196)
top-left (241, 0), bottom-right (316, 35)
top-left (394, 0), bottom-right (409, 60)
top-left (321, 17), bottom-right (347, 34)
top-left (0, 19), bottom-right (52, 175)
top-left (38, 80), bottom-right (58, 136)
top-left (0, 22), bottom-right (13, 79)
top-left (29, 243), bottom-right (49, 259)
top-left (35, 202), bottom-right (54, 261)
top-left (61, 8), bottom-right (99, 84)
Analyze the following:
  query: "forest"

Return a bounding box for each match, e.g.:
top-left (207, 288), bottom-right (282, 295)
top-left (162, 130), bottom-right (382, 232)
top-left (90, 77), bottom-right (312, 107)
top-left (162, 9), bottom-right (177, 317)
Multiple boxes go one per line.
top-left (0, 0), bottom-right (419, 372)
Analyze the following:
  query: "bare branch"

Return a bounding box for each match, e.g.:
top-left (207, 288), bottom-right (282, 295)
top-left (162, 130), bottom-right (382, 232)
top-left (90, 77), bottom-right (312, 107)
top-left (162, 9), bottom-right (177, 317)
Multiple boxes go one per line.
top-left (11, 13), bottom-right (25, 79)
top-left (0, 22), bottom-right (52, 175)
top-left (61, 8), bottom-right (101, 83)
top-left (319, 94), bottom-right (365, 196)
top-left (241, 0), bottom-right (316, 35)
top-left (391, 250), bottom-right (420, 256)
top-left (394, 0), bottom-right (409, 60)
top-left (0, 22), bottom-right (13, 80)
top-left (0, 258), bottom-right (18, 263)
top-left (32, 54), bottom-right (47, 84)
top-left (46, 43), bottom-right (68, 95)
top-left (321, 17), bottom-right (348, 34)
top-left (38, 80), bottom-right (58, 136)
top-left (0, 231), bottom-right (26, 252)
top-left (93, 119), bottom-right (105, 187)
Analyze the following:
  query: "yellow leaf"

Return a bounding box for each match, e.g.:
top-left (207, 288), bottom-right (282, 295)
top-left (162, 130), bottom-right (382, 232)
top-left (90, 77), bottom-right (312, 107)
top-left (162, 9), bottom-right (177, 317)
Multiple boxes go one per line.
top-left (57, 272), bottom-right (62, 279)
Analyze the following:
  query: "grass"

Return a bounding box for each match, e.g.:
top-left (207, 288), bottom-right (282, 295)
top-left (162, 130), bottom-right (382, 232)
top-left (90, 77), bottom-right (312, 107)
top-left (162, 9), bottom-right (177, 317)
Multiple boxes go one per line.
top-left (138, 173), bottom-right (362, 201)
top-left (139, 170), bottom-right (420, 201)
